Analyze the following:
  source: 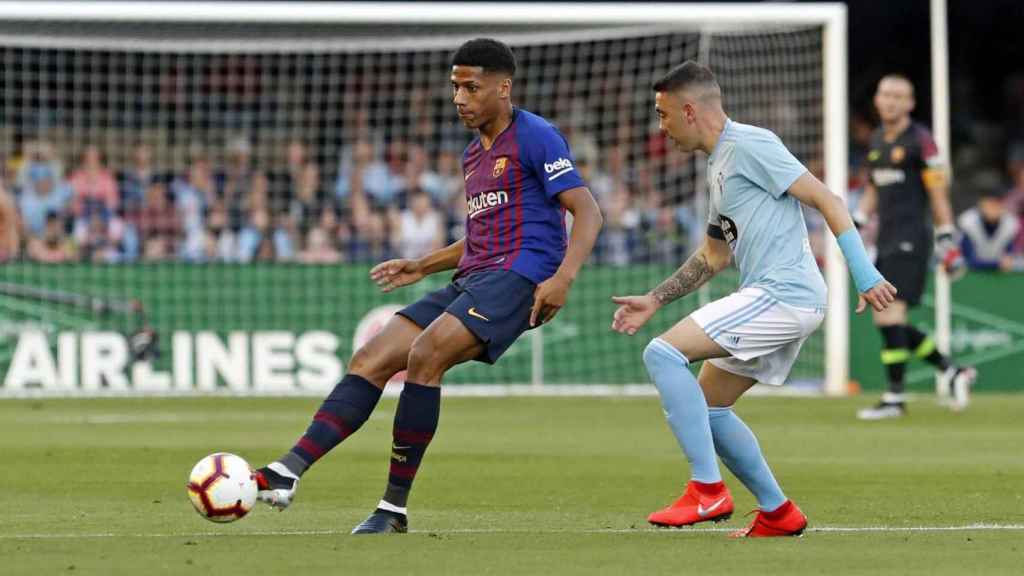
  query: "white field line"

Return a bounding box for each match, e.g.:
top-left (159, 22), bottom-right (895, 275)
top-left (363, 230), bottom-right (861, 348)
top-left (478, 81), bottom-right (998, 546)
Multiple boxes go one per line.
top-left (3, 524), bottom-right (1023, 540)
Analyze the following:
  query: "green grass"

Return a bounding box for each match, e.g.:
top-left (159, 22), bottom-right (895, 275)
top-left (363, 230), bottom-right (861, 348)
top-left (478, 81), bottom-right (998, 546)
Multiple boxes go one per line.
top-left (2, 395), bottom-right (1022, 575)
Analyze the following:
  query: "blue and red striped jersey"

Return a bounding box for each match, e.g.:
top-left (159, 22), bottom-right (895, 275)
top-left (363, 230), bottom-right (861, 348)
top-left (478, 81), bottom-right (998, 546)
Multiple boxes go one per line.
top-left (456, 108), bottom-right (585, 284)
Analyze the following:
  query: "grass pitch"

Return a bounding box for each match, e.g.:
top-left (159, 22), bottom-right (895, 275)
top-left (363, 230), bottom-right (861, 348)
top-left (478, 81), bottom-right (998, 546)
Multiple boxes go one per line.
top-left (2, 394), bottom-right (1022, 575)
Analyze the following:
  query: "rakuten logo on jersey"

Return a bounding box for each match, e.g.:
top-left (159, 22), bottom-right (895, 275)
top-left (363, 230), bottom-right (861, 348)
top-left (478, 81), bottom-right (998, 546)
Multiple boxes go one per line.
top-left (468, 190), bottom-right (509, 219)
top-left (872, 168), bottom-right (906, 186)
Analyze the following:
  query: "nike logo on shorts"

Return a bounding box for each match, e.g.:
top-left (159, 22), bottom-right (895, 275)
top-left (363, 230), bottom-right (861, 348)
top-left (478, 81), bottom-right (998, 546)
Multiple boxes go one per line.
top-left (698, 497), bottom-right (727, 517)
top-left (467, 307), bottom-right (490, 322)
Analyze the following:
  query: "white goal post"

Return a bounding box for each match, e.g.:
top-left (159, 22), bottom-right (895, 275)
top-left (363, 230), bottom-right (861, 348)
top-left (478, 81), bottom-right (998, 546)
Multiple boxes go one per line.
top-left (0, 2), bottom-right (849, 396)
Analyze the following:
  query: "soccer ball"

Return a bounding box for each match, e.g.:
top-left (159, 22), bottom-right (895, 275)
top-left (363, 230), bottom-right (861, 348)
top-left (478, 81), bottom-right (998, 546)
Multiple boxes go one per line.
top-left (186, 453), bottom-right (257, 523)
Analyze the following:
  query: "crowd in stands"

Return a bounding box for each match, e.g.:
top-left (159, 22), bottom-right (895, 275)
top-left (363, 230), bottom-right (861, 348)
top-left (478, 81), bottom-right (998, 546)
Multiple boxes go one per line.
top-left (3, 124), bottom-right (1024, 272)
top-left (0, 133), bottom-right (694, 266)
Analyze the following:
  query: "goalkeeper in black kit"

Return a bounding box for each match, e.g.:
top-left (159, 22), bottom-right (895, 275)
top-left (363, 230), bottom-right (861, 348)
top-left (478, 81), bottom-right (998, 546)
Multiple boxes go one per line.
top-left (854, 74), bottom-right (976, 420)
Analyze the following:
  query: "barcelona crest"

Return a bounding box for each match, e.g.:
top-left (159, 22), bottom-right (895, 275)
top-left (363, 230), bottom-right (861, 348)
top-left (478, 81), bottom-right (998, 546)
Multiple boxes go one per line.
top-left (890, 146), bottom-right (905, 164)
top-left (493, 156), bottom-right (508, 178)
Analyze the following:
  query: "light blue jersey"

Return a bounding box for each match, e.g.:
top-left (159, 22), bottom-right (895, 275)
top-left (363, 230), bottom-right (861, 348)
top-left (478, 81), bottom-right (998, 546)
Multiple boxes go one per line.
top-left (706, 119), bottom-right (828, 309)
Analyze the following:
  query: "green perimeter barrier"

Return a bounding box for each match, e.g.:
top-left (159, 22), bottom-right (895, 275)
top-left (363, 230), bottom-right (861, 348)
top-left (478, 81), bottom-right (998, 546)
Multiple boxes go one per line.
top-left (850, 271), bottom-right (1024, 393)
top-left (0, 263), bottom-right (698, 392)
top-left (1, 263), bottom-right (1018, 394)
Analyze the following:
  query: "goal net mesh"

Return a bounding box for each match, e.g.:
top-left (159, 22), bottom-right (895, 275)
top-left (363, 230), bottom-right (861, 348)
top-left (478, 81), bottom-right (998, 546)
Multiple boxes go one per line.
top-left (0, 20), bottom-right (826, 392)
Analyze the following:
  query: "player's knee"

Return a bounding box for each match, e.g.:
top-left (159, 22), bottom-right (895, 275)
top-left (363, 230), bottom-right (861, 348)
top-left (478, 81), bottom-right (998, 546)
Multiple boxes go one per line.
top-left (643, 339), bottom-right (673, 372)
top-left (348, 345), bottom-right (374, 375)
top-left (407, 334), bottom-right (443, 375)
top-left (349, 342), bottom-right (400, 380)
top-left (642, 339), bottom-right (660, 369)
top-left (643, 338), bottom-right (690, 371)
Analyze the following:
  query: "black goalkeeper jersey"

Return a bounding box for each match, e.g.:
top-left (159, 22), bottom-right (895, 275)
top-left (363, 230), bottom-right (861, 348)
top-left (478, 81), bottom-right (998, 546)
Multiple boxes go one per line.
top-left (866, 121), bottom-right (941, 251)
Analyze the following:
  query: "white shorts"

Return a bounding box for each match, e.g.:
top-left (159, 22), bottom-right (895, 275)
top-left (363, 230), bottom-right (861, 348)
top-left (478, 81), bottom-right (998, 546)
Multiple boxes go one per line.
top-left (690, 287), bottom-right (825, 386)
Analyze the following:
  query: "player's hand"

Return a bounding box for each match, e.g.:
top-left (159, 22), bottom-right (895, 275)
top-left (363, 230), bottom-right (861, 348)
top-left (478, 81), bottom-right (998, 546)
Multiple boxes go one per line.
top-left (610, 294), bottom-right (660, 335)
top-left (856, 280), bottom-right (898, 314)
top-left (935, 230), bottom-right (966, 281)
top-left (530, 273), bottom-right (572, 327)
top-left (370, 259), bottom-right (425, 292)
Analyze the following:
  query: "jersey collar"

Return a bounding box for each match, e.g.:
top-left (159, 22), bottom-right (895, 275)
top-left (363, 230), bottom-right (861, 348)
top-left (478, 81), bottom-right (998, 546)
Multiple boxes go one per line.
top-left (708, 117), bottom-right (733, 164)
top-left (478, 106), bottom-right (519, 152)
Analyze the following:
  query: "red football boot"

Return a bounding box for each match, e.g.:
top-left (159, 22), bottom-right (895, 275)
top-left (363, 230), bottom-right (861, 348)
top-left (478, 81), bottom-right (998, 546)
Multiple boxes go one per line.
top-left (730, 500), bottom-right (807, 538)
top-left (648, 481), bottom-right (734, 527)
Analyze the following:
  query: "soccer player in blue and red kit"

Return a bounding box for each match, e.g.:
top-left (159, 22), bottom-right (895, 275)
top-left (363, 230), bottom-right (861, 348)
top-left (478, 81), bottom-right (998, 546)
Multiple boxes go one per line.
top-left (253, 38), bottom-right (603, 534)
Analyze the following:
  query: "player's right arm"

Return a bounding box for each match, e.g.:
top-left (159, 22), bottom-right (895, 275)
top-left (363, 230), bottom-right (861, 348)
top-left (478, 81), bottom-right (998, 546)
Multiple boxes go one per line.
top-left (610, 232), bottom-right (731, 335)
top-left (370, 238), bottom-right (465, 293)
top-left (786, 172), bottom-right (897, 313)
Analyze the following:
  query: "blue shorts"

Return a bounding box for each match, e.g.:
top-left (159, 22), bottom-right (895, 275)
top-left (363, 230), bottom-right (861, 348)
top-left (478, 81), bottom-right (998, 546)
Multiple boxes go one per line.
top-left (397, 270), bottom-right (537, 364)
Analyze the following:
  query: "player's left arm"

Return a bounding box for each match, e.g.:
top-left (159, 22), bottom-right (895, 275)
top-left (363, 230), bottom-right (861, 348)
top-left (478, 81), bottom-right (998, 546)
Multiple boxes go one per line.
top-left (530, 186), bottom-right (603, 326)
top-left (920, 144), bottom-right (963, 275)
top-left (787, 172), bottom-right (898, 313)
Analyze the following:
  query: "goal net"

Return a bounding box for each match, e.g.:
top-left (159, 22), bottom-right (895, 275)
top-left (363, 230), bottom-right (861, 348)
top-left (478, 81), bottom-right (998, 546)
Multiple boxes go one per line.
top-left (0, 3), bottom-right (846, 395)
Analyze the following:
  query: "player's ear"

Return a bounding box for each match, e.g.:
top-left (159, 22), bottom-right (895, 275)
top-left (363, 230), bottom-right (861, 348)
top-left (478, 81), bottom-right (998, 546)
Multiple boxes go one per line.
top-left (683, 101), bottom-right (697, 124)
top-left (498, 77), bottom-right (512, 100)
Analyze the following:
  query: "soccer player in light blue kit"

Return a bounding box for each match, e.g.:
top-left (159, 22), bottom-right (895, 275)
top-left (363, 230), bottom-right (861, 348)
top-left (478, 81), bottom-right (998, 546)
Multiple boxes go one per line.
top-left (612, 61), bottom-right (897, 537)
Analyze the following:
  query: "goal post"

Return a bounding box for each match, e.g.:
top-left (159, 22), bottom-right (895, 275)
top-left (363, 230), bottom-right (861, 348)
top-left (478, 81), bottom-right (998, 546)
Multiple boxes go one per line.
top-left (930, 0), bottom-right (953, 399)
top-left (0, 2), bottom-right (849, 396)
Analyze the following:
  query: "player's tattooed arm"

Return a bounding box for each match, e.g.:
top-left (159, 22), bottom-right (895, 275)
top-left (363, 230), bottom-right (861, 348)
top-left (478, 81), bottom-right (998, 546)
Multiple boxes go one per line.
top-left (612, 239), bottom-right (726, 335)
top-left (649, 251), bottom-right (716, 306)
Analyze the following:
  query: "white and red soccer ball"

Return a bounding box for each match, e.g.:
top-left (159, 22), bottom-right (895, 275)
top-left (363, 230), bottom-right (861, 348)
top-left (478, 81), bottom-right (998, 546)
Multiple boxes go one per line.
top-left (187, 453), bottom-right (257, 523)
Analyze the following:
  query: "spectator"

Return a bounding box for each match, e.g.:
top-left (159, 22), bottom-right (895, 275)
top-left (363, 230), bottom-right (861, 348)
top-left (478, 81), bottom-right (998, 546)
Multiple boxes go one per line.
top-left (298, 226), bottom-right (342, 264)
top-left (15, 139), bottom-right (63, 193)
top-left (573, 137), bottom-right (615, 209)
top-left (173, 157), bottom-right (216, 261)
top-left (336, 140), bottom-right (377, 205)
top-left (5, 132), bottom-right (28, 183)
top-left (0, 181), bottom-right (19, 260)
top-left (216, 136), bottom-right (262, 231)
top-left (237, 208), bottom-right (271, 262)
top-left (206, 198), bottom-right (239, 262)
top-left (435, 148), bottom-right (464, 208)
top-left (343, 140), bottom-right (405, 209)
top-left (76, 212), bottom-right (118, 263)
top-left (69, 145), bottom-right (119, 219)
top-left (641, 206), bottom-right (688, 265)
top-left (349, 210), bottom-right (394, 263)
top-left (17, 161), bottom-right (72, 237)
top-left (253, 233), bottom-right (276, 262)
top-left (235, 209), bottom-right (294, 263)
top-left (136, 182), bottom-right (181, 260)
top-left (959, 187), bottom-right (1020, 271)
top-left (272, 139), bottom-right (313, 212)
top-left (444, 189), bottom-right (467, 245)
top-left (405, 143), bottom-right (446, 205)
top-left (289, 162), bottom-right (322, 233)
top-left (118, 142), bottom-right (159, 213)
top-left (316, 202), bottom-right (341, 240)
top-left (244, 171), bottom-right (271, 215)
top-left (397, 189), bottom-right (444, 259)
top-left (272, 212), bottom-right (297, 261)
top-left (15, 138), bottom-right (63, 184)
top-left (27, 212), bottom-right (75, 263)
top-left (595, 184), bottom-right (640, 266)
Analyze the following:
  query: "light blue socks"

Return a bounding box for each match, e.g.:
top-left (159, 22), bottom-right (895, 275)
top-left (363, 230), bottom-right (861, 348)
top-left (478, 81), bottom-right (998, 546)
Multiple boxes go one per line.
top-left (642, 338), bottom-right (721, 483)
top-left (708, 407), bottom-right (787, 511)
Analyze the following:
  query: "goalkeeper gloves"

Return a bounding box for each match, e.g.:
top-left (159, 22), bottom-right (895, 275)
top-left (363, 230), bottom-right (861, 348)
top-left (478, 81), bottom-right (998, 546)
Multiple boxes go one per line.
top-left (935, 225), bottom-right (966, 280)
top-left (852, 210), bottom-right (869, 231)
